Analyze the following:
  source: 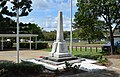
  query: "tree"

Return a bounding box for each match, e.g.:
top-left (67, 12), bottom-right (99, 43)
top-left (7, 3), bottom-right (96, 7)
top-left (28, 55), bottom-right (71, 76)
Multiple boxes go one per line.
top-left (74, 0), bottom-right (105, 44)
top-left (21, 23), bottom-right (44, 40)
top-left (0, 0), bottom-right (32, 33)
top-left (0, 17), bottom-right (16, 34)
top-left (74, 20), bottom-right (105, 44)
top-left (74, 0), bottom-right (120, 54)
top-left (64, 31), bottom-right (70, 39)
top-left (43, 30), bottom-right (56, 41)
top-left (0, 0), bottom-right (32, 17)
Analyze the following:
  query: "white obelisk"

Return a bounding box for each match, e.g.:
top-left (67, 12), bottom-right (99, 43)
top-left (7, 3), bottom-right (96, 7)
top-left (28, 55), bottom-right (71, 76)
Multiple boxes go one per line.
top-left (49, 11), bottom-right (71, 58)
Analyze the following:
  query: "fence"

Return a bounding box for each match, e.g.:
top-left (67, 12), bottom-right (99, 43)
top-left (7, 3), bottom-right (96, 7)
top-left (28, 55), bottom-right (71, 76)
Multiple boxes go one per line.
top-left (68, 46), bottom-right (103, 52)
top-left (50, 45), bottom-right (103, 52)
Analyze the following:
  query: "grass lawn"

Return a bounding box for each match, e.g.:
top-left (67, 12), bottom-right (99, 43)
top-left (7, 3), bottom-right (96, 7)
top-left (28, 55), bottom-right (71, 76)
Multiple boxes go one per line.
top-left (41, 42), bottom-right (104, 59)
top-left (72, 47), bottom-right (102, 55)
top-left (43, 41), bottom-right (106, 47)
top-left (72, 48), bottom-right (102, 57)
top-left (41, 47), bottom-right (103, 57)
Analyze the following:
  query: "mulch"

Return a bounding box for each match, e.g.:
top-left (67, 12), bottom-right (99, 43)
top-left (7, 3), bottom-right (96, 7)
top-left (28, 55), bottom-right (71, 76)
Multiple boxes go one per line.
top-left (106, 55), bottom-right (120, 59)
top-left (95, 60), bottom-right (112, 67)
top-left (94, 55), bottom-right (120, 67)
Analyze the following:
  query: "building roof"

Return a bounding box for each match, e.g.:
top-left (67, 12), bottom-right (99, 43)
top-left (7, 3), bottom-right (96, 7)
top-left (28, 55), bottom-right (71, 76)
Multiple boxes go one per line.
top-left (0, 34), bottom-right (38, 37)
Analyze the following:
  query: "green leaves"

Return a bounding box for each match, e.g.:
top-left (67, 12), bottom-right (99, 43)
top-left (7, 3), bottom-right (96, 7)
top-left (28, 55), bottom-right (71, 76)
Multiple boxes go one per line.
top-left (0, 1), bottom-right (6, 7)
top-left (74, 0), bottom-right (120, 45)
top-left (0, 0), bottom-right (32, 17)
top-left (11, 0), bottom-right (32, 17)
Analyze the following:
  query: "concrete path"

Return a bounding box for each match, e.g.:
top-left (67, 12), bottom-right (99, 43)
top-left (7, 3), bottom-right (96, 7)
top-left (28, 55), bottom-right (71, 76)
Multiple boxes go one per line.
top-left (108, 59), bottom-right (120, 74)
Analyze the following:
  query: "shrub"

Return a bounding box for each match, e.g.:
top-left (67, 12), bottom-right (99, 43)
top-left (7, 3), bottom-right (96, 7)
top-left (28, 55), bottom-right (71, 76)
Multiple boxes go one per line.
top-left (20, 42), bottom-right (48, 49)
top-left (97, 55), bottom-right (108, 65)
top-left (75, 54), bottom-right (102, 60)
top-left (64, 61), bottom-right (80, 73)
top-left (0, 41), bottom-right (13, 49)
top-left (64, 61), bottom-right (73, 71)
top-left (0, 62), bottom-right (45, 77)
top-left (37, 42), bottom-right (48, 49)
top-left (116, 48), bottom-right (120, 54)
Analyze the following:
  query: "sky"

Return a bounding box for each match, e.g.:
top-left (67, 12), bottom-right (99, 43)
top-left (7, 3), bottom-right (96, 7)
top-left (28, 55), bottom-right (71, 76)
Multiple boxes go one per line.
top-left (18, 0), bottom-right (78, 31)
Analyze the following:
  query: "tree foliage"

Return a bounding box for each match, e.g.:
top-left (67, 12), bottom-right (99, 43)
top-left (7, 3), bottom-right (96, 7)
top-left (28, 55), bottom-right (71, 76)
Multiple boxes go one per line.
top-left (74, 0), bottom-right (120, 54)
top-left (20, 23), bottom-right (44, 40)
top-left (0, 17), bottom-right (16, 33)
top-left (74, 0), bottom-right (105, 44)
top-left (0, 0), bottom-right (33, 34)
top-left (43, 30), bottom-right (56, 41)
top-left (42, 30), bottom-right (70, 41)
top-left (0, 0), bottom-right (32, 17)
top-left (0, 19), bottom-right (44, 40)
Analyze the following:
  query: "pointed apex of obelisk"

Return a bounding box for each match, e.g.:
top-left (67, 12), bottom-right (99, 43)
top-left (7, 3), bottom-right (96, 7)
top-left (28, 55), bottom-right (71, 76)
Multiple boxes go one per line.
top-left (58, 11), bottom-right (62, 15)
top-left (59, 11), bottom-right (62, 12)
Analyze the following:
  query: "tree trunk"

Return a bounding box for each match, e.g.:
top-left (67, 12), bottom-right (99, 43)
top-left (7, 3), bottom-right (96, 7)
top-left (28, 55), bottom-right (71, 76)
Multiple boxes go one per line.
top-left (109, 25), bottom-right (114, 55)
top-left (88, 38), bottom-right (91, 44)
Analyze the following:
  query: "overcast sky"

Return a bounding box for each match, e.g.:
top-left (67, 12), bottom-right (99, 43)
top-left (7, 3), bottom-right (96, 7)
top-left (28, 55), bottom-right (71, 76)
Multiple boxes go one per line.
top-left (7, 0), bottom-right (77, 31)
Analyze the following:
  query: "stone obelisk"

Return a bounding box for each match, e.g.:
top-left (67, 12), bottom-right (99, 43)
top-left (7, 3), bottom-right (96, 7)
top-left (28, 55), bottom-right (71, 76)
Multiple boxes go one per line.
top-left (49, 11), bottom-right (71, 58)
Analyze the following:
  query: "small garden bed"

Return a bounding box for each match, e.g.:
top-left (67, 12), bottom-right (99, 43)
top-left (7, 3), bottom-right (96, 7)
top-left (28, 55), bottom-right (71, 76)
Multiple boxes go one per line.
top-left (106, 55), bottom-right (120, 59)
top-left (94, 60), bottom-right (112, 67)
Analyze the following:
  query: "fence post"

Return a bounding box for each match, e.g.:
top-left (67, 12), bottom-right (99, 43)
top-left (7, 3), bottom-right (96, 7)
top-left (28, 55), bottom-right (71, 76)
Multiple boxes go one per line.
top-left (101, 47), bottom-right (103, 52)
top-left (76, 46), bottom-right (77, 51)
top-left (85, 47), bottom-right (87, 51)
top-left (96, 47), bottom-right (97, 52)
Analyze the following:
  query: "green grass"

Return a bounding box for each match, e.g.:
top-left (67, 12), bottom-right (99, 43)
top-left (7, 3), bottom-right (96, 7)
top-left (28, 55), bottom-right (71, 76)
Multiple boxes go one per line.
top-left (44, 41), bottom-right (106, 47)
top-left (66, 42), bottom-right (104, 47)
top-left (72, 48), bottom-right (102, 56)
top-left (41, 47), bottom-right (103, 56)
top-left (41, 41), bottom-right (104, 59)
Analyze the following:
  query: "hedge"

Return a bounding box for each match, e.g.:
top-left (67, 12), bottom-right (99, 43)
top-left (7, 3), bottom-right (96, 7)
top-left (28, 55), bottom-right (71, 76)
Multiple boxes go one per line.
top-left (0, 41), bottom-right (13, 49)
top-left (19, 42), bottom-right (48, 49)
top-left (75, 54), bottom-right (102, 60)
top-left (0, 61), bottom-right (45, 77)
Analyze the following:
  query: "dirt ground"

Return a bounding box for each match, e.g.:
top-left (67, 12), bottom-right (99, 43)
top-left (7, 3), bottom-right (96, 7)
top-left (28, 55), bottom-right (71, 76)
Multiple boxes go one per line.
top-left (0, 50), bottom-right (49, 62)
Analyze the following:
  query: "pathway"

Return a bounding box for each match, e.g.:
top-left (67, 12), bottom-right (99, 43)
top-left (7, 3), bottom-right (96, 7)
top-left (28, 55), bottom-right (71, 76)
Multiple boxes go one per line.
top-left (108, 59), bottom-right (120, 74)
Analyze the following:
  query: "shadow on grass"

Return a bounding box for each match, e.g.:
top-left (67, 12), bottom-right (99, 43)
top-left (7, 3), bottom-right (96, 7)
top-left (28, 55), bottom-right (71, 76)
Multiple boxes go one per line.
top-left (58, 70), bottom-right (120, 77)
